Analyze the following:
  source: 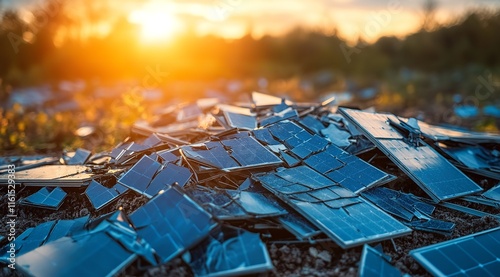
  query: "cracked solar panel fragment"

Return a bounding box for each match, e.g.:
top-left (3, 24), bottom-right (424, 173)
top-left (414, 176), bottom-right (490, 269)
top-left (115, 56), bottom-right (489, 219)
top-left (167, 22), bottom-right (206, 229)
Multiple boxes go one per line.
top-left (410, 227), bottom-right (500, 277)
top-left (144, 163), bottom-right (192, 198)
top-left (462, 183), bottom-right (500, 208)
top-left (320, 123), bottom-right (351, 148)
top-left (85, 180), bottom-right (128, 210)
top-left (362, 187), bottom-right (455, 235)
top-left (256, 166), bottom-right (412, 248)
top-left (185, 225), bottom-right (274, 277)
top-left (359, 244), bottom-right (401, 277)
top-left (188, 186), bottom-right (250, 220)
top-left (339, 108), bottom-right (483, 202)
top-left (277, 212), bottom-right (322, 240)
top-left (415, 119), bottom-right (500, 144)
top-left (304, 145), bottom-right (394, 194)
top-left (129, 186), bottom-right (217, 263)
top-left (218, 105), bottom-right (257, 130)
top-left (268, 121), bottom-right (329, 159)
top-left (182, 136), bottom-right (282, 171)
top-left (20, 187), bottom-right (67, 210)
top-left (16, 212), bottom-right (156, 277)
top-left (298, 115), bottom-right (325, 134)
top-left (66, 148), bottom-right (92, 165)
top-left (439, 144), bottom-right (500, 180)
top-left (260, 108), bottom-right (299, 127)
top-left (118, 155), bottom-right (161, 195)
top-left (142, 133), bottom-right (163, 148)
top-left (1, 216), bottom-right (89, 257)
top-left (252, 128), bottom-right (281, 146)
top-left (225, 190), bottom-right (287, 218)
top-left (156, 150), bottom-right (180, 164)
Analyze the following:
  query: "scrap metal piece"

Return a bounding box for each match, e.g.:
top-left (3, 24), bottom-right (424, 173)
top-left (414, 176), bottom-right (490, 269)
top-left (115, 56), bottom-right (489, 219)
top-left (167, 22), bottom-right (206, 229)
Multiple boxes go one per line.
top-left (339, 108), bottom-right (482, 202)
top-left (185, 225), bottom-right (274, 277)
top-left (359, 244), bottom-right (401, 277)
top-left (129, 186), bottom-right (217, 263)
top-left (21, 187), bottom-right (67, 210)
top-left (304, 145), bottom-right (395, 194)
top-left (256, 166), bottom-right (412, 249)
top-left (85, 180), bottom-right (128, 210)
top-left (410, 227), bottom-right (500, 277)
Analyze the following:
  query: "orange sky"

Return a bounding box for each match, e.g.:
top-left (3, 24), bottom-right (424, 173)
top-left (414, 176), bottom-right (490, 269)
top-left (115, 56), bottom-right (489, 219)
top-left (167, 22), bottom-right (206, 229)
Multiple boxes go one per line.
top-left (7, 0), bottom-right (500, 43)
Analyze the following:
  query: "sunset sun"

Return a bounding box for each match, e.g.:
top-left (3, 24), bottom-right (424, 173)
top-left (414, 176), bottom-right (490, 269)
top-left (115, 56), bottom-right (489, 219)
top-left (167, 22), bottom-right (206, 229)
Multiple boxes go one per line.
top-left (129, 6), bottom-right (182, 42)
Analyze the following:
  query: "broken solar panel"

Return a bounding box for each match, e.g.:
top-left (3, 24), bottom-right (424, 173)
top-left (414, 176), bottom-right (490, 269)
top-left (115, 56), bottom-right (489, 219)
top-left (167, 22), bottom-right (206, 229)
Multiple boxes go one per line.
top-left (255, 166), bottom-right (412, 248)
top-left (268, 121), bottom-right (329, 159)
top-left (362, 187), bottom-right (455, 235)
top-left (260, 108), bottom-right (299, 127)
top-left (15, 212), bottom-right (155, 277)
top-left (359, 244), bottom-right (401, 277)
top-left (181, 136), bottom-right (282, 172)
top-left (218, 104), bottom-right (257, 130)
top-left (439, 144), bottom-right (500, 180)
top-left (225, 190), bottom-right (287, 218)
top-left (185, 226), bottom-right (273, 277)
top-left (144, 163), bottom-right (192, 198)
top-left (1, 216), bottom-right (89, 257)
top-left (462, 183), bottom-right (500, 208)
top-left (66, 148), bottom-right (92, 165)
top-left (339, 108), bottom-right (483, 202)
top-left (416, 119), bottom-right (500, 144)
top-left (118, 155), bottom-right (161, 195)
top-left (410, 227), bottom-right (500, 277)
top-left (0, 165), bottom-right (96, 187)
top-left (304, 145), bottom-right (395, 194)
top-left (129, 186), bottom-right (217, 263)
top-left (20, 187), bottom-right (67, 210)
top-left (85, 180), bottom-right (128, 210)
top-left (277, 211), bottom-right (322, 240)
top-left (320, 123), bottom-right (351, 148)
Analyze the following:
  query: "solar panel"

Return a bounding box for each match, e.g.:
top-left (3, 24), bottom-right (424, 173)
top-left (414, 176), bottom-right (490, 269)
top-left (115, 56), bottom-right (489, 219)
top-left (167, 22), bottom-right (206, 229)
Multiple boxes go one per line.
top-left (21, 187), bottom-right (67, 210)
top-left (253, 128), bottom-right (281, 145)
top-left (182, 136), bottom-right (282, 171)
top-left (260, 108), bottom-right (299, 127)
top-left (277, 212), bottom-right (322, 240)
top-left (320, 123), bottom-right (351, 148)
top-left (85, 180), bottom-right (128, 210)
top-left (129, 186), bottom-right (217, 263)
top-left (225, 190), bottom-right (287, 217)
top-left (145, 163), bottom-right (192, 198)
top-left (118, 155), bottom-right (161, 194)
top-left (339, 108), bottom-right (483, 202)
top-left (410, 227), bottom-right (500, 277)
top-left (267, 121), bottom-right (329, 159)
top-left (0, 165), bottom-right (95, 187)
top-left (16, 213), bottom-right (154, 277)
top-left (256, 166), bottom-right (412, 248)
top-left (223, 110), bottom-right (257, 130)
top-left (359, 244), bottom-right (401, 277)
top-left (299, 115), bottom-right (325, 134)
top-left (304, 145), bottom-right (394, 194)
top-left (67, 148), bottom-right (92, 165)
top-left (185, 226), bottom-right (274, 277)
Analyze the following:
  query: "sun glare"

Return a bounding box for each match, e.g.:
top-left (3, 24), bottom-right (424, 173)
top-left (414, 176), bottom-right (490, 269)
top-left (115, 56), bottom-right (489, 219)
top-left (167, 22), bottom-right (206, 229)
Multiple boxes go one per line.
top-left (129, 5), bottom-right (182, 43)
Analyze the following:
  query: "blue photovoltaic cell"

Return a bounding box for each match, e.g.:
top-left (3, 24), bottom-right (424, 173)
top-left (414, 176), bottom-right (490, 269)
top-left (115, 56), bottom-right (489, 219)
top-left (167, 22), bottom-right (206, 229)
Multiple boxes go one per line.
top-left (268, 121), bottom-right (329, 159)
top-left (299, 115), bottom-right (325, 134)
top-left (145, 163), bottom-right (192, 198)
top-left (224, 110), bottom-right (257, 130)
top-left (305, 145), bottom-right (393, 194)
top-left (256, 166), bottom-right (412, 248)
top-left (411, 227), bottom-right (500, 277)
top-left (182, 137), bottom-right (282, 171)
top-left (359, 244), bottom-right (401, 277)
top-left (129, 186), bottom-right (217, 263)
top-left (253, 128), bottom-right (281, 145)
top-left (21, 187), bottom-right (67, 210)
top-left (225, 190), bottom-right (287, 217)
top-left (186, 226), bottom-right (274, 277)
top-left (67, 148), bottom-right (92, 165)
top-left (188, 186), bottom-right (250, 220)
top-left (260, 108), bottom-right (299, 127)
top-left (85, 180), bottom-right (128, 210)
top-left (340, 108), bottom-right (483, 202)
top-left (118, 155), bottom-right (161, 194)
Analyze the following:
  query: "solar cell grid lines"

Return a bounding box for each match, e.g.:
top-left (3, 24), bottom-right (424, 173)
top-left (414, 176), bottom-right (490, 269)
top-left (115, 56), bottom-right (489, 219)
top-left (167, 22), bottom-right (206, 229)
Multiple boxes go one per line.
top-left (411, 227), bottom-right (500, 277)
top-left (256, 166), bottom-right (412, 248)
top-left (339, 108), bottom-right (483, 202)
top-left (21, 187), bottom-right (67, 210)
top-left (85, 180), bottom-right (128, 210)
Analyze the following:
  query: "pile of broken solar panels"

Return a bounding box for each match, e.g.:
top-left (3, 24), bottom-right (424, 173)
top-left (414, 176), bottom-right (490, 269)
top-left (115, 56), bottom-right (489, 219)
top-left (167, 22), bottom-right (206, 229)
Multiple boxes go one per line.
top-left (1, 92), bottom-right (500, 277)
